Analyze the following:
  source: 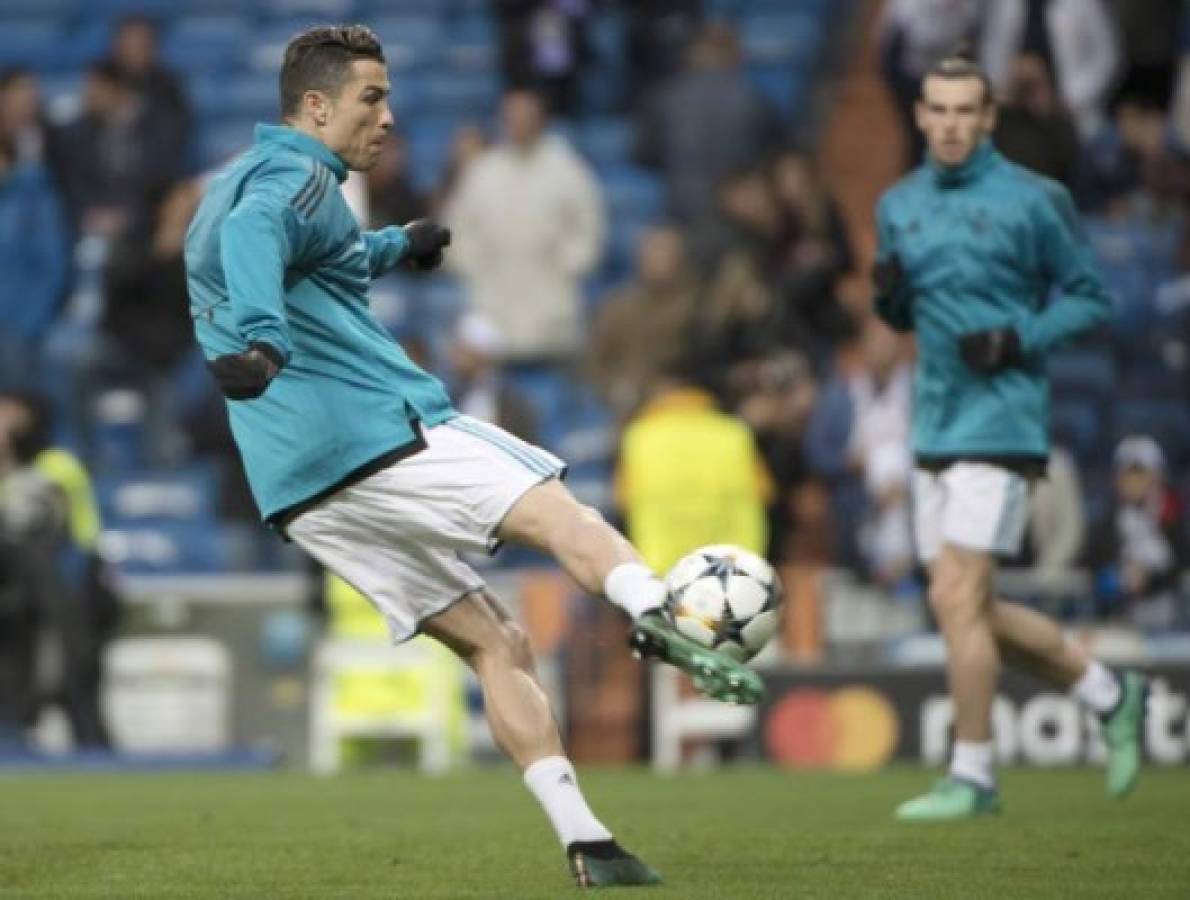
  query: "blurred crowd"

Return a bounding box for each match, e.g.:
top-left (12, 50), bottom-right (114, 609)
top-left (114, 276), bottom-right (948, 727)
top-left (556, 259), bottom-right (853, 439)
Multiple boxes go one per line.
top-left (0, 0), bottom-right (1187, 691)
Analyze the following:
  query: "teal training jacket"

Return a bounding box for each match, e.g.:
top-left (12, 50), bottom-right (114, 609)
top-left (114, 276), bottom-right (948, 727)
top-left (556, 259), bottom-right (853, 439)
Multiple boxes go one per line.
top-left (874, 140), bottom-right (1111, 462)
top-left (184, 125), bottom-right (456, 520)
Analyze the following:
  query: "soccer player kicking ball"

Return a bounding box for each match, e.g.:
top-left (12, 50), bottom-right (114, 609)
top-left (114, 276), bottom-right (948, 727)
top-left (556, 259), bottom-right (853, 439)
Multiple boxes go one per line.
top-left (872, 52), bottom-right (1147, 821)
top-left (185, 25), bottom-right (762, 888)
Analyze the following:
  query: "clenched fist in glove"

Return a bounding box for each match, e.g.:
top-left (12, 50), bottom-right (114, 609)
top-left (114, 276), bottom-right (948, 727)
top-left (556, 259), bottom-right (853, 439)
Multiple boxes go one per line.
top-left (403, 219), bottom-right (451, 271)
top-left (206, 342), bottom-right (284, 400)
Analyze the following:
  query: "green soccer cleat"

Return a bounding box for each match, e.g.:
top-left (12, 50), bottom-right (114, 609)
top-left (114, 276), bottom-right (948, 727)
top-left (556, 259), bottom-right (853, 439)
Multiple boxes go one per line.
top-left (628, 610), bottom-right (765, 705)
top-left (567, 840), bottom-right (663, 889)
top-left (894, 777), bottom-right (1001, 822)
top-left (1102, 670), bottom-right (1148, 799)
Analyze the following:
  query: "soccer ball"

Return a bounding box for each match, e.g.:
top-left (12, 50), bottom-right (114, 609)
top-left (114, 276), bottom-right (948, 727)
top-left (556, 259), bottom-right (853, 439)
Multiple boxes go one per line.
top-left (663, 544), bottom-right (782, 662)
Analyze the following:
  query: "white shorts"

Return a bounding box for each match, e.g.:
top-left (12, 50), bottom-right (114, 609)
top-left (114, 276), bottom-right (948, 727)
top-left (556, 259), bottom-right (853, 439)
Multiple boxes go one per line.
top-left (912, 462), bottom-right (1031, 564)
top-left (287, 415), bottom-right (565, 642)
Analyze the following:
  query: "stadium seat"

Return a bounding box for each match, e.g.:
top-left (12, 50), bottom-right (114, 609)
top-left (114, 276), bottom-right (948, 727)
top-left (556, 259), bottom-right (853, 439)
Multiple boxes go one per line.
top-left (576, 118), bottom-right (633, 170)
top-left (97, 465), bottom-right (220, 527)
top-left (416, 71), bottom-right (498, 116)
top-left (1048, 347), bottom-right (1116, 397)
top-left (163, 15), bottom-right (249, 74)
top-left (259, 0), bottom-right (360, 19)
top-left (0, 20), bottom-right (65, 68)
top-left (192, 71), bottom-right (278, 120)
top-left (601, 166), bottom-right (665, 221)
top-left (1051, 399), bottom-right (1106, 464)
top-left (369, 15), bottom-right (445, 70)
top-left (739, 13), bottom-right (821, 66)
top-left (198, 117), bottom-right (259, 170)
top-left (99, 522), bottom-right (236, 575)
top-left (748, 64), bottom-right (807, 118)
top-left (0, 0), bottom-right (76, 16)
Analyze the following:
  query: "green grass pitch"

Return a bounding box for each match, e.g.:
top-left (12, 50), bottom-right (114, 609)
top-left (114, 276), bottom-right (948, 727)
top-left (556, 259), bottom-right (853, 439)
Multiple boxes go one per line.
top-left (0, 766), bottom-right (1187, 899)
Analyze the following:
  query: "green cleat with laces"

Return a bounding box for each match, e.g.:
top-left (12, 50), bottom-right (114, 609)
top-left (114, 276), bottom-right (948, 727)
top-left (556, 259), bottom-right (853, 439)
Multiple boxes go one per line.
top-left (1102, 670), bottom-right (1148, 799)
top-left (628, 610), bottom-right (764, 705)
top-left (894, 777), bottom-right (1001, 822)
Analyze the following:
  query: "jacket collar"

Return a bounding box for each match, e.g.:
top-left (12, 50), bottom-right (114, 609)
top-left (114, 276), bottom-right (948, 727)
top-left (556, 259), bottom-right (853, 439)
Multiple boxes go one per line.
top-left (254, 124), bottom-right (349, 183)
top-left (928, 139), bottom-right (999, 188)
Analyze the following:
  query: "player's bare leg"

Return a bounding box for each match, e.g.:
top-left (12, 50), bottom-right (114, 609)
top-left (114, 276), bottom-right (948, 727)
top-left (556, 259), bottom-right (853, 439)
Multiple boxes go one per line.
top-left (931, 546), bottom-right (1000, 744)
top-left (990, 599), bottom-right (1147, 798)
top-left (497, 478), bottom-right (763, 704)
top-left (896, 545), bottom-right (1001, 820)
top-left (422, 591), bottom-right (661, 888)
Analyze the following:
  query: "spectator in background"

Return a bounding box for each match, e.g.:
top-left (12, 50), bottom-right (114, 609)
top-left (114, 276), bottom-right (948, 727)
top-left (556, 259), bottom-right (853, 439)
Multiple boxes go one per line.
top-left (496, 0), bottom-right (591, 116)
top-left (768, 149), bottom-right (857, 358)
top-left (615, 364), bottom-right (773, 574)
top-left (364, 131), bottom-right (426, 231)
top-left (805, 323), bottom-right (914, 585)
top-left (1018, 445), bottom-right (1086, 585)
top-left (55, 61), bottom-right (180, 239)
top-left (635, 22), bottom-right (781, 256)
top-left (0, 68), bottom-right (68, 184)
top-left (1107, 0), bottom-right (1182, 113)
top-left (431, 123), bottom-right (489, 214)
top-left (446, 311), bottom-right (539, 444)
top-left (108, 14), bottom-right (192, 167)
top-left (994, 53), bottom-right (1080, 188)
top-left (588, 226), bottom-right (700, 423)
top-left (728, 349), bottom-right (818, 564)
top-left (624, 0), bottom-right (703, 104)
top-left (446, 88), bottom-right (604, 364)
top-left (71, 180), bottom-right (200, 465)
top-left (1087, 435), bottom-right (1188, 631)
top-left (980, 0), bottom-right (1120, 136)
top-left (879, 0), bottom-right (982, 169)
top-left (0, 391), bottom-right (115, 750)
top-left (0, 137), bottom-right (70, 388)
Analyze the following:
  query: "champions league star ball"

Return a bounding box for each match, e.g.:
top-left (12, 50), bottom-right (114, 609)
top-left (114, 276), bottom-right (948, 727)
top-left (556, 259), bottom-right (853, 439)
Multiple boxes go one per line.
top-left (663, 545), bottom-right (782, 662)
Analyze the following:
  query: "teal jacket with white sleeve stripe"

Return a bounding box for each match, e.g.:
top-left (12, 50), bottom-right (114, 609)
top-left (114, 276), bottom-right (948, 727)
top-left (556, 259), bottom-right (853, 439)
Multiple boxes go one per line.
top-left (873, 140), bottom-right (1111, 464)
top-left (184, 125), bottom-right (455, 521)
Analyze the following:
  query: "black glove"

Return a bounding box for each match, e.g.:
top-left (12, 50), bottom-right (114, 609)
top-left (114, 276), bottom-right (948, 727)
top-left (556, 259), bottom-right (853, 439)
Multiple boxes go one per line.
top-left (403, 218), bottom-right (451, 271)
top-left (206, 342), bottom-right (284, 400)
top-left (871, 253), bottom-right (905, 297)
top-left (958, 328), bottom-right (1023, 374)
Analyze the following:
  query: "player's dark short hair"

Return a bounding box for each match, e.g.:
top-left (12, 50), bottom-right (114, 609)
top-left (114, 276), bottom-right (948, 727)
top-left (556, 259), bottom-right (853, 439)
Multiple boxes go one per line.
top-left (280, 25), bottom-right (385, 120)
top-left (921, 48), bottom-right (994, 106)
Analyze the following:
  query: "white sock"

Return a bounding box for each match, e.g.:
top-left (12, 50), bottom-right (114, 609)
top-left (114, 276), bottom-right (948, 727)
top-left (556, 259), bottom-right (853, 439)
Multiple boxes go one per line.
top-left (949, 740), bottom-right (995, 789)
top-left (603, 563), bottom-right (665, 620)
top-left (1071, 660), bottom-right (1121, 715)
top-left (523, 756), bottom-right (613, 847)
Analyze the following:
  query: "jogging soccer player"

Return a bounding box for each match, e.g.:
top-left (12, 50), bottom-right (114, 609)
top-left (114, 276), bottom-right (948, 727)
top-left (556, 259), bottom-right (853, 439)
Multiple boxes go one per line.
top-left (873, 53), bottom-right (1148, 821)
top-left (184, 25), bottom-right (764, 888)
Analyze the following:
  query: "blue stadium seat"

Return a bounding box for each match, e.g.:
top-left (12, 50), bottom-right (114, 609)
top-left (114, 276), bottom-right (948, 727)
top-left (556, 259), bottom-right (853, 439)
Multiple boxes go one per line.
top-left (0, 0), bottom-right (76, 16)
top-left (576, 118), bottom-right (632, 170)
top-left (1047, 347), bottom-right (1116, 397)
top-left (259, 0), bottom-right (359, 19)
top-left (416, 70), bottom-right (498, 115)
top-left (98, 465), bottom-right (220, 527)
top-left (198, 117), bottom-right (258, 170)
top-left (601, 166), bottom-right (664, 221)
top-left (370, 15), bottom-right (444, 70)
top-left (101, 522), bottom-right (235, 575)
top-left (740, 13), bottom-right (821, 66)
top-left (1051, 399), bottom-right (1106, 465)
top-left (192, 71), bottom-right (278, 120)
top-left (163, 15), bottom-right (249, 74)
top-left (748, 64), bottom-right (807, 117)
top-left (0, 20), bottom-right (66, 68)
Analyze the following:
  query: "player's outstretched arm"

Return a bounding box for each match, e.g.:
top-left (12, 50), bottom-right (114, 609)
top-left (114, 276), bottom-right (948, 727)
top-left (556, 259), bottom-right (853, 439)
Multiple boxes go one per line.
top-left (362, 218), bottom-right (450, 276)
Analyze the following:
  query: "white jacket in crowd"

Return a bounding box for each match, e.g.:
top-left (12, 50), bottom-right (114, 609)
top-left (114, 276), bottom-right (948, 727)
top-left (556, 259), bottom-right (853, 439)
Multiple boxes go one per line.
top-left (446, 132), bottom-right (605, 362)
